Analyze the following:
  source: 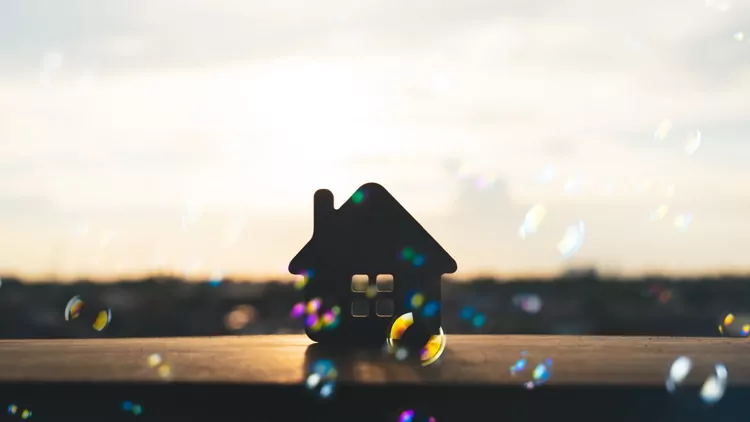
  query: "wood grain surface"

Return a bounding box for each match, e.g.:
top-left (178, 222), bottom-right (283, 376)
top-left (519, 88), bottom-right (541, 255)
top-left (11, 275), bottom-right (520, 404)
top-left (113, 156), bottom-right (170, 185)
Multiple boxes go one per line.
top-left (0, 335), bottom-right (748, 386)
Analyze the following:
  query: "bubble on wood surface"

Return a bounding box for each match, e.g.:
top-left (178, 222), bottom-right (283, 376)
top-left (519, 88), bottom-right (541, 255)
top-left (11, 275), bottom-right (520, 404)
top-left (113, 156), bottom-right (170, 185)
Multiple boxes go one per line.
top-left (700, 363), bottom-right (728, 405)
top-left (146, 353), bottom-right (173, 380)
top-left (387, 312), bottom-right (446, 367)
top-left (509, 351), bottom-right (553, 389)
top-left (666, 356), bottom-right (692, 394)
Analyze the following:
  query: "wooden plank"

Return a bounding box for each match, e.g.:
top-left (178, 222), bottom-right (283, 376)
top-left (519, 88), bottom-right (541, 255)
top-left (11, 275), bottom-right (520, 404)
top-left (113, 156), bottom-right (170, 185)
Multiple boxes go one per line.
top-left (0, 335), bottom-right (747, 386)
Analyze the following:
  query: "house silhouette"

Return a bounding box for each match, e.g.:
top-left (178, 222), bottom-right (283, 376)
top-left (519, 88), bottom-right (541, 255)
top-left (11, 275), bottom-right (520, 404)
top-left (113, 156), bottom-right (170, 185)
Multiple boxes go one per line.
top-left (289, 182), bottom-right (457, 346)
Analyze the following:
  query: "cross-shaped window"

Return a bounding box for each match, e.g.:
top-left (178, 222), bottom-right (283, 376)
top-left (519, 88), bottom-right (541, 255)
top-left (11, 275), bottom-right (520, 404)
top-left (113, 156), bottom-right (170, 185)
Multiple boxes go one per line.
top-left (351, 274), bottom-right (394, 318)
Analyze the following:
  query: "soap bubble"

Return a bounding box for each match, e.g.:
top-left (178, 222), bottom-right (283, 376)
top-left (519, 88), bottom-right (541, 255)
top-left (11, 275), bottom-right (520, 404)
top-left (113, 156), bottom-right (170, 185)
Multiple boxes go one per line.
top-left (65, 295), bottom-right (84, 320)
top-left (700, 363), bottom-right (728, 405)
top-left (519, 205), bottom-right (547, 239)
top-left (655, 119), bottom-right (673, 141)
top-left (387, 312), bottom-right (446, 367)
top-left (684, 130), bottom-right (701, 155)
top-left (306, 359), bottom-right (338, 399)
top-left (92, 309), bottom-right (112, 331)
top-left (557, 221), bottom-right (585, 259)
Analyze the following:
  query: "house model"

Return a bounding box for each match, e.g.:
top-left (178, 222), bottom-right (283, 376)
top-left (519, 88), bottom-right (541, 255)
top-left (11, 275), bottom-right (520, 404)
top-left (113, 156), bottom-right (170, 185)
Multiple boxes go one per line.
top-left (289, 182), bottom-right (457, 346)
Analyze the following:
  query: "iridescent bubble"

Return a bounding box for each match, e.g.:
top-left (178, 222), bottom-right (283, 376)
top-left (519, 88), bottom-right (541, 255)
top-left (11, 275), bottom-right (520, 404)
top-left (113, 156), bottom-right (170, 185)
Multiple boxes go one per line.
top-left (422, 301), bottom-right (440, 317)
top-left (64, 295), bottom-right (84, 321)
top-left (557, 221), bottom-right (585, 259)
top-left (649, 205), bottom-right (669, 221)
top-left (8, 405), bottom-right (17, 415)
top-left (406, 291), bottom-right (425, 310)
top-left (685, 130), bottom-right (701, 155)
top-left (563, 179), bottom-right (583, 195)
top-left (509, 352), bottom-right (553, 389)
top-left (295, 270), bottom-right (314, 290)
top-left (398, 410), bottom-right (437, 422)
top-left (512, 293), bottom-right (543, 314)
top-left (20, 409), bottom-right (31, 419)
top-left (306, 359), bottom-right (338, 399)
top-left (399, 409), bottom-right (416, 422)
top-left (412, 254), bottom-right (425, 267)
top-left (527, 359), bottom-right (552, 389)
top-left (471, 313), bottom-right (486, 328)
top-left (735, 31), bottom-right (745, 41)
top-left (700, 363), bottom-right (728, 405)
top-left (157, 364), bottom-right (172, 379)
top-left (92, 309), bottom-right (112, 331)
top-left (519, 204), bottom-right (547, 239)
top-left (459, 307), bottom-right (475, 320)
top-left (655, 119), bottom-right (673, 141)
top-left (718, 312), bottom-right (750, 337)
top-left (290, 302), bottom-right (306, 318)
top-left (674, 213), bottom-right (693, 231)
top-left (209, 271), bottom-right (224, 287)
top-left (146, 353), bottom-right (173, 379)
top-left (509, 351), bottom-right (528, 375)
top-left (147, 353), bottom-right (163, 368)
top-left (387, 312), bottom-right (446, 367)
top-left (666, 356), bottom-right (692, 393)
top-left (537, 165), bottom-right (557, 183)
top-left (307, 298), bottom-right (322, 314)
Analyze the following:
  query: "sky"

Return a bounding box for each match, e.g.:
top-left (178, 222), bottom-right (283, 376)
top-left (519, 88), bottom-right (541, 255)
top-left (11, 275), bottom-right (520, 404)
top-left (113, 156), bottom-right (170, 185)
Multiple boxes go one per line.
top-left (1, 0), bottom-right (750, 281)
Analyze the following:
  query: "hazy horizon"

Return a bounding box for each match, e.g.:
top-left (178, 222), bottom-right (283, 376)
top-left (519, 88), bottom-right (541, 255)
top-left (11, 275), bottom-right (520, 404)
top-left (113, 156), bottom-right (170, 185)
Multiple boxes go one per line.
top-left (1, 0), bottom-right (750, 281)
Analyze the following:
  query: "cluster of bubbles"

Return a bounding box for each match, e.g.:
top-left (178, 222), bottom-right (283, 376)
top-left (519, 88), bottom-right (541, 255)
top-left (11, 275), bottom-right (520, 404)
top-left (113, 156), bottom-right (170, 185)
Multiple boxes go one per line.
top-left (7, 405), bottom-right (32, 419)
top-left (147, 353), bottom-right (173, 379)
top-left (509, 351), bottom-right (553, 389)
top-left (64, 296), bottom-right (112, 332)
top-left (512, 293), bottom-right (543, 315)
top-left (121, 401), bottom-right (144, 416)
top-left (305, 359), bottom-right (338, 399)
top-left (459, 307), bottom-right (486, 328)
top-left (398, 409), bottom-right (436, 422)
top-left (290, 298), bottom-right (341, 333)
top-left (518, 204), bottom-right (585, 260)
top-left (223, 304), bottom-right (257, 331)
top-left (386, 312), bottom-right (446, 367)
top-left (400, 247), bottom-right (425, 268)
top-left (666, 356), bottom-right (728, 405)
top-left (718, 313), bottom-right (750, 337)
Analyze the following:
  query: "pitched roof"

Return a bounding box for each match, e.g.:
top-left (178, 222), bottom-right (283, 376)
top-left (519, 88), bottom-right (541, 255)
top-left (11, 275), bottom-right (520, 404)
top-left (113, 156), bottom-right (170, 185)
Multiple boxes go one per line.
top-left (289, 183), bottom-right (457, 275)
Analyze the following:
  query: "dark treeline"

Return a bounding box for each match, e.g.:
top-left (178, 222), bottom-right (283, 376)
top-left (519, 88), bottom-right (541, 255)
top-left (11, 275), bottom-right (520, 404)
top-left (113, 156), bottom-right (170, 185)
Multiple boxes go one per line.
top-left (0, 271), bottom-right (745, 339)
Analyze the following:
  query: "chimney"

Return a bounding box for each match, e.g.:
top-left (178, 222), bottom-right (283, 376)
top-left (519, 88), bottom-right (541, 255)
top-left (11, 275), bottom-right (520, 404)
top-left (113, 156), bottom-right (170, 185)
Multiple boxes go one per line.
top-left (314, 189), bottom-right (334, 233)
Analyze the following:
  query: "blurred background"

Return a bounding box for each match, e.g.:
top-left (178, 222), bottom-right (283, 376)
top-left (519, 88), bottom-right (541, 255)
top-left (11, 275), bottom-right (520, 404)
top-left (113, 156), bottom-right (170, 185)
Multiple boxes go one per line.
top-left (1, 0), bottom-right (749, 339)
